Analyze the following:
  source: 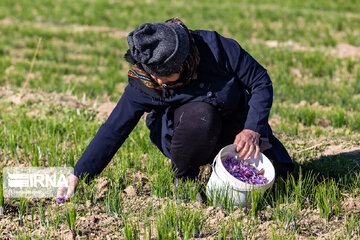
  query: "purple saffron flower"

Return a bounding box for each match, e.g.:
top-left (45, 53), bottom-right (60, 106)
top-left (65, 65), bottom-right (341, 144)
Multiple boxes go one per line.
top-left (56, 197), bottom-right (65, 203)
top-left (222, 156), bottom-right (268, 185)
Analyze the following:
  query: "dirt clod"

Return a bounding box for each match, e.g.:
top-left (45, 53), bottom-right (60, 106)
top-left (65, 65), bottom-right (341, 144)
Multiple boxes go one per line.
top-left (124, 185), bottom-right (137, 197)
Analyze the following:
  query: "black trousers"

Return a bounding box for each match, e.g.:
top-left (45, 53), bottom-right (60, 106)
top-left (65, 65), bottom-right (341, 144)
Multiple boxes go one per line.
top-left (170, 102), bottom-right (294, 180)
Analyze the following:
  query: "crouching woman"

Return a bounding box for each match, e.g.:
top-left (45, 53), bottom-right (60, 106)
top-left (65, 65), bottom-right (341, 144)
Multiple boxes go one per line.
top-left (57, 18), bottom-right (294, 200)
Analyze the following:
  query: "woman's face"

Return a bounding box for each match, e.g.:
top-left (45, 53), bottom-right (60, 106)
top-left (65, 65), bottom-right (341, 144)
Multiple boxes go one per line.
top-left (150, 73), bottom-right (180, 85)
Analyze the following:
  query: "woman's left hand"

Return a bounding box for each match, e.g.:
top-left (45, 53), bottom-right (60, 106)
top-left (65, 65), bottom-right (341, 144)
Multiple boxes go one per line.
top-left (233, 129), bottom-right (261, 160)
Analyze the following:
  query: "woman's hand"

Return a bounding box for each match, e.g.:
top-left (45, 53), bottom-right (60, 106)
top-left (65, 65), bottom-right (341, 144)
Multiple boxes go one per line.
top-left (56, 173), bottom-right (79, 201)
top-left (233, 129), bottom-right (261, 160)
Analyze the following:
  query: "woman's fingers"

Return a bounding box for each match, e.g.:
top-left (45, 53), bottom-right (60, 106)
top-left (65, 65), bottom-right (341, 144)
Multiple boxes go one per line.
top-left (237, 142), bottom-right (259, 160)
top-left (243, 144), bottom-right (254, 160)
top-left (254, 144), bottom-right (260, 159)
top-left (234, 129), bottom-right (261, 159)
top-left (65, 174), bottom-right (79, 200)
top-left (235, 140), bottom-right (246, 152)
top-left (56, 174), bottom-right (79, 202)
top-left (238, 142), bottom-right (250, 158)
top-left (65, 186), bottom-right (74, 201)
top-left (56, 186), bottom-right (67, 199)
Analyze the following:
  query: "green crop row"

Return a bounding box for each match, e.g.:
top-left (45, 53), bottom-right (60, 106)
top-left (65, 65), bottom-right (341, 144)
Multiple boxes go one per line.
top-left (271, 104), bottom-right (360, 131)
top-left (1, 40), bottom-right (359, 111)
top-left (1, 0), bottom-right (360, 46)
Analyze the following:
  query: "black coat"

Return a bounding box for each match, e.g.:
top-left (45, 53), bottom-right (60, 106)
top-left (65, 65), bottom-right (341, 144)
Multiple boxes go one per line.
top-left (73, 30), bottom-right (293, 179)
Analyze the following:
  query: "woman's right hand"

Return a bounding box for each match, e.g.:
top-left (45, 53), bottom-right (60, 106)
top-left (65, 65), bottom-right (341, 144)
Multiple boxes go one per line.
top-left (56, 173), bottom-right (79, 201)
top-left (233, 129), bottom-right (261, 160)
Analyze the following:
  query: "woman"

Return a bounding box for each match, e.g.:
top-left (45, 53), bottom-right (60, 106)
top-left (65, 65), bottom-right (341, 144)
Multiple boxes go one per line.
top-left (58, 18), bottom-right (294, 200)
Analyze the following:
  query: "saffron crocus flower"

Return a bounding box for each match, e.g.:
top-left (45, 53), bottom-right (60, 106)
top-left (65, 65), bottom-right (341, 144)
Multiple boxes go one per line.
top-left (56, 197), bottom-right (65, 203)
top-left (222, 156), bottom-right (268, 185)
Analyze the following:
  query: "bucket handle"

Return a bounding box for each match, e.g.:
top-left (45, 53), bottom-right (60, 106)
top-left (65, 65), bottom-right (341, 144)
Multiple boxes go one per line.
top-left (211, 153), bottom-right (220, 170)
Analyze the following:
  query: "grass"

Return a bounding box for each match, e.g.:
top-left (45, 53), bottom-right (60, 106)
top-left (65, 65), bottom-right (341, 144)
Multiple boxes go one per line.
top-left (0, 176), bottom-right (4, 215)
top-left (156, 202), bottom-right (206, 239)
top-left (315, 180), bottom-right (342, 223)
top-left (105, 184), bottom-right (123, 218)
top-left (172, 178), bottom-right (202, 202)
top-left (345, 213), bottom-right (358, 239)
top-left (17, 197), bottom-right (28, 225)
top-left (150, 164), bottom-right (174, 198)
top-left (206, 185), bottom-right (237, 212)
top-left (37, 201), bottom-right (48, 229)
top-left (0, 0), bottom-right (359, 238)
top-left (65, 203), bottom-right (78, 237)
top-left (123, 216), bottom-right (140, 240)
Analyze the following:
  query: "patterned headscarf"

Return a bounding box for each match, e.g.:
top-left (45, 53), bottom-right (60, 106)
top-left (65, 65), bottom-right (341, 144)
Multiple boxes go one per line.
top-left (127, 18), bottom-right (200, 97)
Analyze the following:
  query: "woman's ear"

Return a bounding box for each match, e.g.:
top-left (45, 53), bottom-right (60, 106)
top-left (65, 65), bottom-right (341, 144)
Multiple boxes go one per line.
top-left (124, 49), bottom-right (137, 64)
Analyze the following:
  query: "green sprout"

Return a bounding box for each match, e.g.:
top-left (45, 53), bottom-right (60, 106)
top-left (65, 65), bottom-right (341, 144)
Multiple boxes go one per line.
top-left (123, 216), bottom-right (140, 240)
top-left (0, 176), bottom-right (4, 215)
top-left (18, 197), bottom-right (28, 225)
top-left (65, 203), bottom-right (78, 237)
top-left (316, 180), bottom-right (342, 223)
top-left (105, 185), bottom-right (123, 218)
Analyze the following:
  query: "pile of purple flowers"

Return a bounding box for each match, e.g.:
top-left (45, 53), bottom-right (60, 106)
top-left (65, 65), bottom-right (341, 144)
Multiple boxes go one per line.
top-left (222, 156), bottom-right (268, 185)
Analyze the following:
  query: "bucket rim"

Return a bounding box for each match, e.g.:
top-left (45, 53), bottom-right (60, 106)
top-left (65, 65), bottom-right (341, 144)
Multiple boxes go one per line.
top-left (213, 144), bottom-right (275, 190)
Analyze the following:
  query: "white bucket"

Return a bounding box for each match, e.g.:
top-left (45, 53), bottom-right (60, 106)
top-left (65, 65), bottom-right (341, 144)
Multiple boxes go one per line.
top-left (206, 144), bottom-right (275, 208)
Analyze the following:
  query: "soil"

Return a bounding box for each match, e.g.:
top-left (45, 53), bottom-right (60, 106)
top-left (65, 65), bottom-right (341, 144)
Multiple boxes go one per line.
top-left (322, 145), bottom-right (360, 157)
top-left (95, 102), bottom-right (117, 120)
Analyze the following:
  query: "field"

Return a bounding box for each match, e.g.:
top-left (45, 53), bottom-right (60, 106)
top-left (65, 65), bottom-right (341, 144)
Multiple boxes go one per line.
top-left (0, 0), bottom-right (360, 239)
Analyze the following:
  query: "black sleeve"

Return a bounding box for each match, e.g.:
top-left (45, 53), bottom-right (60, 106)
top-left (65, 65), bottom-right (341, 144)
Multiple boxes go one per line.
top-left (73, 85), bottom-right (151, 179)
top-left (216, 32), bottom-right (273, 136)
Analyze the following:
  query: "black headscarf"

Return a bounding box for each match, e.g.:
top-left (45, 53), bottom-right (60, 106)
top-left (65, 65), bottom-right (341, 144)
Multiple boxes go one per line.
top-left (125, 18), bottom-right (200, 98)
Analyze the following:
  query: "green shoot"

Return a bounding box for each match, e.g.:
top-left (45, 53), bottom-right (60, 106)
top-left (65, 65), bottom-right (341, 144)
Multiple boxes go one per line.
top-left (217, 220), bottom-right (228, 240)
top-left (65, 203), bottom-right (78, 237)
top-left (123, 216), bottom-right (140, 240)
top-left (156, 202), bottom-right (205, 239)
top-left (230, 216), bottom-right (245, 240)
top-left (273, 202), bottom-right (299, 233)
top-left (251, 188), bottom-right (264, 219)
top-left (173, 178), bottom-right (202, 202)
top-left (207, 186), bottom-right (237, 213)
top-left (150, 167), bottom-right (174, 198)
top-left (38, 202), bottom-right (48, 229)
top-left (0, 175), bottom-right (4, 215)
top-left (18, 197), bottom-right (28, 225)
top-left (316, 180), bottom-right (342, 223)
top-left (105, 185), bottom-right (123, 218)
top-left (344, 213), bottom-right (357, 239)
